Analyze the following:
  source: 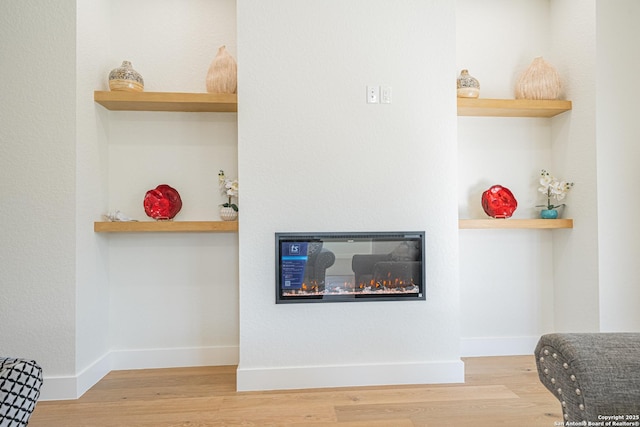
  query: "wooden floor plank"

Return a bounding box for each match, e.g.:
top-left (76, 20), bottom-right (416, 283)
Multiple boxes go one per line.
top-left (287, 421), bottom-right (414, 427)
top-left (29, 356), bottom-right (562, 427)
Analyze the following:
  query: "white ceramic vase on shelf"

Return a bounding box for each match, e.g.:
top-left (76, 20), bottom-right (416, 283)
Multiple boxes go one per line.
top-left (219, 207), bottom-right (238, 221)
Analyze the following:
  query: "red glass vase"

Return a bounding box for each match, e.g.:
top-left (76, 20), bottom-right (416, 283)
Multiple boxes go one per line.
top-left (481, 185), bottom-right (517, 219)
top-left (143, 184), bottom-right (182, 220)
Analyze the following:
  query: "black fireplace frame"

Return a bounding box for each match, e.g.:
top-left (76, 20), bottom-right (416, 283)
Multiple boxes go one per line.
top-left (275, 231), bottom-right (426, 304)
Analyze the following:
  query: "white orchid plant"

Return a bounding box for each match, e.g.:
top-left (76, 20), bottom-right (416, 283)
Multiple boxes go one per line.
top-left (537, 169), bottom-right (574, 210)
top-left (218, 170), bottom-right (238, 212)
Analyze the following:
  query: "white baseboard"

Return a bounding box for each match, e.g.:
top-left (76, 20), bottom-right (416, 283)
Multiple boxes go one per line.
top-left (39, 352), bottom-right (111, 401)
top-left (460, 336), bottom-right (539, 357)
top-left (39, 346), bottom-right (239, 401)
top-left (236, 359), bottom-right (465, 392)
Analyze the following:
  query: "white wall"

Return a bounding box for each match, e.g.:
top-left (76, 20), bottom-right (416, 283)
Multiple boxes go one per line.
top-left (0, 0), bottom-right (78, 380)
top-left (457, 0), bottom-right (559, 355)
top-left (236, 0), bottom-right (462, 391)
top-left (549, 0), bottom-right (599, 332)
top-left (104, 0), bottom-right (239, 369)
top-left (457, 0), bottom-right (606, 351)
top-left (596, 0), bottom-right (640, 331)
top-left (75, 0), bottom-right (112, 398)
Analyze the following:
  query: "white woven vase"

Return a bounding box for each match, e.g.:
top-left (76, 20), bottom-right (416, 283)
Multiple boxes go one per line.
top-left (515, 57), bottom-right (562, 100)
top-left (219, 207), bottom-right (238, 221)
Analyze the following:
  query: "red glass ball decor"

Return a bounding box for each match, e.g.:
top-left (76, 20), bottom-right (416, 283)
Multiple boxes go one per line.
top-left (143, 184), bottom-right (182, 220)
top-left (481, 185), bottom-right (517, 219)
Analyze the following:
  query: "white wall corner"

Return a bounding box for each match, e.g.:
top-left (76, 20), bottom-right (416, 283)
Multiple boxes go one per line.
top-left (39, 352), bottom-right (112, 401)
top-left (460, 336), bottom-right (540, 358)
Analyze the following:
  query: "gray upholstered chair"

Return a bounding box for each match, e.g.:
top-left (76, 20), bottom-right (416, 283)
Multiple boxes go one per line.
top-left (351, 241), bottom-right (421, 289)
top-left (301, 242), bottom-right (336, 292)
top-left (0, 357), bottom-right (43, 426)
top-left (535, 333), bottom-right (640, 424)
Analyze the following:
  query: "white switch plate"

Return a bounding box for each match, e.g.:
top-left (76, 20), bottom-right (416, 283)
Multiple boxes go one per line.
top-left (367, 85), bottom-right (379, 104)
top-left (381, 86), bottom-right (392, 104)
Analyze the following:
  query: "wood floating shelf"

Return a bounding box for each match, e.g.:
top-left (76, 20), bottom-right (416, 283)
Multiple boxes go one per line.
top-left (94, 221), bottom-right (238, 233)
top-left (459, 219), bottom-right (573, 230)
top-left (94, 91), bottom-right (237, 112)
top-left (457, 98), bottom-right (572, 118)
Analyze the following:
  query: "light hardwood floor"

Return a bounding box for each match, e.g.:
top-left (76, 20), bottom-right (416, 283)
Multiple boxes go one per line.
top-left (29, 356), bottom-right (562, 427)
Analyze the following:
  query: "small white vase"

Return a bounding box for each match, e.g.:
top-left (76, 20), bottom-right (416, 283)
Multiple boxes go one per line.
top-left (219, 207), bottom-right (238, 221)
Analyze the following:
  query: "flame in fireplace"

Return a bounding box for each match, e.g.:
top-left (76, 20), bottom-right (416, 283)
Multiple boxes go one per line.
top-left (285, 275), bottom-right (418, 297)
top-left (357, 273), bottom-right (416, 290)
top-left (301, 282), bottom-right (321, 293)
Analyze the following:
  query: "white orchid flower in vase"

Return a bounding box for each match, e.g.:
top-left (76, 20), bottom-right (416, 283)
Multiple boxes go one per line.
top-left (536, 169), bottom-right (574, 219)
top-left (218, 170), bottom-right (238, 221)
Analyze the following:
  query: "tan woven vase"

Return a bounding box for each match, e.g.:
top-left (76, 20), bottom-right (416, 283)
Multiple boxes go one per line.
top-left (206, 45), bottom-right (237, 94)
top-left (515, 57), bottom-right (562, 100)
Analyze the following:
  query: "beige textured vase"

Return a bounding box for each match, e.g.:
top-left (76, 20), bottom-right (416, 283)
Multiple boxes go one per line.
top-left (515, 57), bottom-right (562, 100)
top-left (206, 46), bottom-right (237, 94)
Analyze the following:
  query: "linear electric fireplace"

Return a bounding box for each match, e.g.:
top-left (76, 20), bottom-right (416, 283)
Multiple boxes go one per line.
top-left (276, 231), bottom-right (425, 303)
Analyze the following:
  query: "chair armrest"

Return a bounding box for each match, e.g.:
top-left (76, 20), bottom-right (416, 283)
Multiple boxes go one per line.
top-left (313, 248), bottom-right (335, 269)
top-left (535, 333), bottom-right (640, 423)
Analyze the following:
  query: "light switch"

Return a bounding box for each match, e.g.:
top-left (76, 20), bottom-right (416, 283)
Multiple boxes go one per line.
top-left (381, 86), bottom-right (392, 104)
